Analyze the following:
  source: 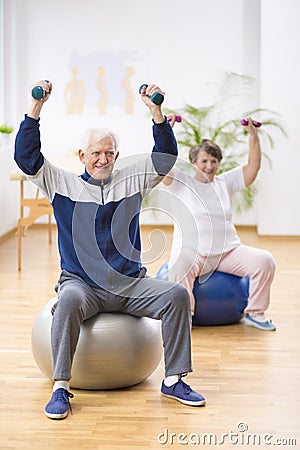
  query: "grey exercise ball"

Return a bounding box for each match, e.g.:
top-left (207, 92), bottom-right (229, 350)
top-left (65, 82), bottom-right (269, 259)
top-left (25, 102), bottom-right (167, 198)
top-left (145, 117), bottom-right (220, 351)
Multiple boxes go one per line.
top-left (31, 297), bottom-right (163, 390)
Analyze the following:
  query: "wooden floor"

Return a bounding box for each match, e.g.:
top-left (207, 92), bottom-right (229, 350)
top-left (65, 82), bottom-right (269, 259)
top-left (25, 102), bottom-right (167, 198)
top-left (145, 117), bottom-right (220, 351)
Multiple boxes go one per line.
top-left (0, 225), bottom-right (299, 449)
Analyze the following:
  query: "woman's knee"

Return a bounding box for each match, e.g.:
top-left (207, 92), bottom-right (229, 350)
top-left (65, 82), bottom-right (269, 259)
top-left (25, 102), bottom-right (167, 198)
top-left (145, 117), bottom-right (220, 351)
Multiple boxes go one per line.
top-left (260, 250), bottom-right (276, 275)
top-left (169, 247), bottom-right (199, 280)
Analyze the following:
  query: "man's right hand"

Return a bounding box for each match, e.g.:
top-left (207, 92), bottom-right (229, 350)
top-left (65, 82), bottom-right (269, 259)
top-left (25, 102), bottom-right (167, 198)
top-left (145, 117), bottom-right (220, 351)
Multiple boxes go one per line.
top-left (28, 80), bottom-right (52, 119)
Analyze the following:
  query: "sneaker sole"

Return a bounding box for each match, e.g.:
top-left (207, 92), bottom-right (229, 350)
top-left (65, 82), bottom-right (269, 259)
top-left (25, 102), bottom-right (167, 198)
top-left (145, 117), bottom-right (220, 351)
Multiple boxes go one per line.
top-left (44, 409), bottom-right (69, 419)
top-left (161, 392), bottom-right (206, 406)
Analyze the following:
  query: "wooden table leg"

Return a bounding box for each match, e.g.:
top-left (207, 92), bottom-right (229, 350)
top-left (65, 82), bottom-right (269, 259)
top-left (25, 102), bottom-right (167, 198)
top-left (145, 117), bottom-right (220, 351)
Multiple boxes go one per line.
top-left (16, 181), bottom-right (53, 271)
top-left (17, 180), bottom-right (25, 271)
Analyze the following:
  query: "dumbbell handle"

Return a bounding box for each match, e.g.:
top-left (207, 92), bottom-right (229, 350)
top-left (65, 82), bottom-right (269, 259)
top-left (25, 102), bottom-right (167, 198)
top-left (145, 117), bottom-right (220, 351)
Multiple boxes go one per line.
top-left (241, 118), bottom-right (262, 128)
top-left (139, 84), bottom-right (164, 105)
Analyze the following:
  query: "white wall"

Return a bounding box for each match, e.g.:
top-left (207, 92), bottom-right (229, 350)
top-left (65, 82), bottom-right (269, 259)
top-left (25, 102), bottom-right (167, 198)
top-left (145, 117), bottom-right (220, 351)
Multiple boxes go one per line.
top-left (5, 0), bottom-right (260, 151)
top-left (0, 143), bottom-right (19, 236)
top-left (257, 0), bottom-right (300, 235)
top-left (2, 0), bottom-right (298, 236)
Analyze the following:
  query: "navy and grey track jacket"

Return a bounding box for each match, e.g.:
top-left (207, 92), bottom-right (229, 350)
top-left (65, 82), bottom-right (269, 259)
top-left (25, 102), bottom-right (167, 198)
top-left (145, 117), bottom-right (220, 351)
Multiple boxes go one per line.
top-left (14, 115), bottom-right (177, 289)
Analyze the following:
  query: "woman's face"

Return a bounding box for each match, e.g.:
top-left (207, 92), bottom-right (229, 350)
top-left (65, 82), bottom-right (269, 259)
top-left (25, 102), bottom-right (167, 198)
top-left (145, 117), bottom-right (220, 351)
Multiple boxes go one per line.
top-left (193, 150), bottom-right (220, 183)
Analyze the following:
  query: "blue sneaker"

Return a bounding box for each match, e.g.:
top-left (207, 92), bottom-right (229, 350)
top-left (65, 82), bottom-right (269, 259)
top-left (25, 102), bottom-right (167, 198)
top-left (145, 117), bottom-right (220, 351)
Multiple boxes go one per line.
top-left (161, 378), bottom-right (206, 406)
top-left (241, 313), bottom-right (276, 331)
top-left (45, 388), bottom-right (74, 419)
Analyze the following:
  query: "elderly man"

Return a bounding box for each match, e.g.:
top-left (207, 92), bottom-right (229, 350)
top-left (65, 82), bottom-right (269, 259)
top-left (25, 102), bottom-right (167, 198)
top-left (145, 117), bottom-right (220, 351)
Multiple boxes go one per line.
top-left (14, 81), bottom-right (205, 420)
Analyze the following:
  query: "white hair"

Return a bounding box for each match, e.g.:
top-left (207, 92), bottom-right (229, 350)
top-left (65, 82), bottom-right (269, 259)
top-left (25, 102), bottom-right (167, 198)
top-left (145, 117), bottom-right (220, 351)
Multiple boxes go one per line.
top-left (80, 128), bottom-right (119, 152)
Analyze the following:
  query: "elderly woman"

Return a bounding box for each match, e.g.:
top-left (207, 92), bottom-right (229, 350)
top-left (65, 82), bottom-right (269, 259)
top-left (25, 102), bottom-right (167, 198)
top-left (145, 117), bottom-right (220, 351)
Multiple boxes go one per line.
top-left (163, 117), bottom-right (276, 331)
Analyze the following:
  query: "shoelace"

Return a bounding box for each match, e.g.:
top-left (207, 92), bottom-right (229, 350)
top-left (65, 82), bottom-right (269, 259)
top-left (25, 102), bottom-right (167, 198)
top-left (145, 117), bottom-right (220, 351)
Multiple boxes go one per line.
top-left (54, 388), bottom-right (74, 414)
top-left (172, 377), bottom-right (192, 395)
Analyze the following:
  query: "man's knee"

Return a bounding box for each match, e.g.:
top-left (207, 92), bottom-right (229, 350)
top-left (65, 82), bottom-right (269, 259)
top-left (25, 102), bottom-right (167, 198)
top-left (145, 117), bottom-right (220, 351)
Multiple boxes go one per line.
top-left (56, 286), bottom-right (86, 317)
top-left (171, 283), bottom-right (190, 311)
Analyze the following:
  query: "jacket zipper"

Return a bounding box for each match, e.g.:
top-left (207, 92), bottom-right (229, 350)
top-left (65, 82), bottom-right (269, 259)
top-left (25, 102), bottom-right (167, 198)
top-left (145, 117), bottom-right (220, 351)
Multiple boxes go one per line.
top-left (100, 180), bottom-right (109, 261)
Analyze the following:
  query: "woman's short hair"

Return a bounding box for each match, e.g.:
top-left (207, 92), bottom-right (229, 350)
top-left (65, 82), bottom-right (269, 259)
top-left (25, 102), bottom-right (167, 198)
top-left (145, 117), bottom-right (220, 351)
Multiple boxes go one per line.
top-left (188, 139), bottom-right (223, 163)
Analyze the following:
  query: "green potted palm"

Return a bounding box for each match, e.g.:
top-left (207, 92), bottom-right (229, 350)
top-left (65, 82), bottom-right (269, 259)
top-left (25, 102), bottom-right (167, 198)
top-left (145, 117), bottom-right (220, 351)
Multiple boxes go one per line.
top-left (0, 124), bottom-right (14, 147)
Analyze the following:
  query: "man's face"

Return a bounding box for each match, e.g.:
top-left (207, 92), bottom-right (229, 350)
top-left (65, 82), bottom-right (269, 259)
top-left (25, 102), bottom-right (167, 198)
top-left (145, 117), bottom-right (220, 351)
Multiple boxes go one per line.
top-left (79, 136), bottom-right (119, 180)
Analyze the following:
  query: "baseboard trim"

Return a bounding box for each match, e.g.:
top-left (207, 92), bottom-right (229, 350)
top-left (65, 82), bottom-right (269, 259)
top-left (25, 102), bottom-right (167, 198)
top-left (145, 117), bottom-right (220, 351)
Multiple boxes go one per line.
top-left (0, 223), bottom-right (57, 244)
top-left (0, 223), bottom-right (298, 245)
top-left (0, 228), bottom-right (17, 244)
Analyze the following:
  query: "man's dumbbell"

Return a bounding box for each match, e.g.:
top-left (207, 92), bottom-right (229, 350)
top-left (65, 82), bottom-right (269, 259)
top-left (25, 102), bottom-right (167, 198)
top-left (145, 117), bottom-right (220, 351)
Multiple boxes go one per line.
top-left (31, 81), bottom-right (50, 100)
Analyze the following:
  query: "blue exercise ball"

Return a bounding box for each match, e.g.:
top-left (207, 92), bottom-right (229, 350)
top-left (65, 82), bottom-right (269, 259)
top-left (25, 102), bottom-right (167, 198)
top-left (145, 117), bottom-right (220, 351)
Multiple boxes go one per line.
top-left (156, 262), bottom-right (249, 326)
top-left (156, 261), bottom-right (169, 281)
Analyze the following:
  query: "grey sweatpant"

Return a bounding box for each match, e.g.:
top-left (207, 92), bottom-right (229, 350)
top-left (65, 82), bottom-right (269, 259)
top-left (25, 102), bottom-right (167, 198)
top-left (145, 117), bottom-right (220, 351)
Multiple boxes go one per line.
top-left (51, 270), bottom-right (193, 380)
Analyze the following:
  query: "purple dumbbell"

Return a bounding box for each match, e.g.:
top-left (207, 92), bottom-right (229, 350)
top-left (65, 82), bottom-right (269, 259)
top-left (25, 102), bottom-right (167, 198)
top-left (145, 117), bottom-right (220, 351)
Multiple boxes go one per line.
top-left (241, 118), bottom-right (262, 128)
top-left (168, 115), bottom-right (182, 123)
